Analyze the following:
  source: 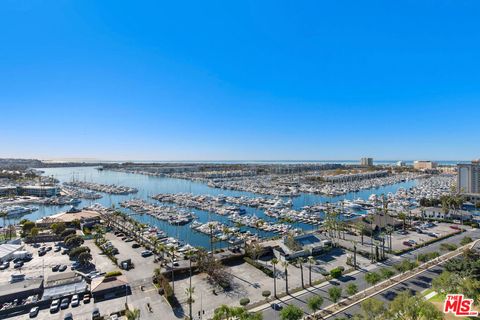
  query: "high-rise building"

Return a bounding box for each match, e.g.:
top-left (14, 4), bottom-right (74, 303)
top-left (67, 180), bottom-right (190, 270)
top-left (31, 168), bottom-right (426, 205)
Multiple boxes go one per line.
top-left (360, 157), bottom-right (373, 166)
top-left (457, 160), bottom-right (480, 198)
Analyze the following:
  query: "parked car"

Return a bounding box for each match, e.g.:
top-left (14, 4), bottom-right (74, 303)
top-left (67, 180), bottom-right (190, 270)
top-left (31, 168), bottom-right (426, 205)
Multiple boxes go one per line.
top-left (59, 265), bottom-right (67, 272)
top-left (71, 294), bottom-right (79, 307)
top-left (132, 243), bottom-right (140, 248)
top-left (83, 293), bottom-right (91, 303)
top-left (50, 299), bottom-right (60, 313)
top-left (64, 312), bottom-right (73, 320)
top-left (14, 261), bottom-right (24, 269)
top-left (141, 250), bottom-right (153, 257)
top-left (87, 271), bottom-right (101, 280)
top-left (60, 297), bottom-right (70, 309)
top-left (29, 306), bottom-right (39, 318)
top-left (271, 303), bottom-right (283, 311)
top-left (403, 241), bottom-right (413, 247)
top-left (54, 246), bottom-right (61, 252)
top-left (0, 261), bottom-right (10, 270)
top-left (92, 307), bottom-right (101, 319)
top-left (52, 264), bottom-right (60, 272)
top-left (450, 225), bottom-right (461, 230)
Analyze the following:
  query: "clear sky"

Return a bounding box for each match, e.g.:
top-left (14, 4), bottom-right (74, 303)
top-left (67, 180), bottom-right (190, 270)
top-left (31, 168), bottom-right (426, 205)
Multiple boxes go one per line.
top-left (1, 1), bottom-right (479, 161)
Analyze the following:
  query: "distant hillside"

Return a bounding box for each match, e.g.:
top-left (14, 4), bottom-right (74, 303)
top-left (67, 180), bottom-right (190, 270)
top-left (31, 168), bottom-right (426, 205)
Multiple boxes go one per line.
top-left (0, 158), bottom-right (106, 169)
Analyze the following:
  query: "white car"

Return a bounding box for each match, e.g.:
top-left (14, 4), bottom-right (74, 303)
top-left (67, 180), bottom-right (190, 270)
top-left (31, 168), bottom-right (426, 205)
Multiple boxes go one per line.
top-left (50, 299), bottom-right (60, 313)
top-left (71, 294), bottom-right (79, 307)
top-left (29, 306), bottom-right (39, 317)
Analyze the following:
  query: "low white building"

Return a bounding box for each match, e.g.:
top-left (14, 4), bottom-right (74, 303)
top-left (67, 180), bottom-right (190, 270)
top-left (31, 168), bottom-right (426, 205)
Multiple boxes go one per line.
top-left (273, 234), bottom-right (331, 261)
top-left (0, 243), bottom-right (24, 262)
top-left (22, 185), bottom-right (58, 197)
top-left (411, 207), bottom-right (472, 221)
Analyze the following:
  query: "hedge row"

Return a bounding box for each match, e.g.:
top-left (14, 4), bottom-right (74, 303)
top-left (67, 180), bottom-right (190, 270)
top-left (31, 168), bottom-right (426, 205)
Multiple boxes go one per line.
top-left (244, 257), bottom-right (274, 277)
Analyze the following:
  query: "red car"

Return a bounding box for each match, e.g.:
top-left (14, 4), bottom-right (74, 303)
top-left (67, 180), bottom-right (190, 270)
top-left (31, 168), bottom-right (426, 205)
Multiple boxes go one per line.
top-left (450, 225), bottom-right (460, 230)
top-left (403, 241), bottom-right (413, 247)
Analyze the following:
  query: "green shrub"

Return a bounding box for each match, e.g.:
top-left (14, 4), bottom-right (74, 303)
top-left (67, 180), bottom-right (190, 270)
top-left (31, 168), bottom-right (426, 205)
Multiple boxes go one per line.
top-left (244, 257), bottom-right (274, 277)
top-left (440, 243), bottom-right (457, 251)
top-left (239, 298), bottom-right (250, 306)
top-left (69, 246), bottom-right (90, 259)
top-left (330, 267), bottom-right (343, 279)
top-left (460, 236), bottom-right (473, 246)
top-left (105, 270), bottom-right (122, 278)
top-left (262, 290), bottom-right (271, 298)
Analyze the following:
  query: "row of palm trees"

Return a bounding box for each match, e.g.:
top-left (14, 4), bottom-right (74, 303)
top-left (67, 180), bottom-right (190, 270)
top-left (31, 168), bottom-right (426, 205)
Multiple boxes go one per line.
top-left (270, 255), bottom-right (316, 297)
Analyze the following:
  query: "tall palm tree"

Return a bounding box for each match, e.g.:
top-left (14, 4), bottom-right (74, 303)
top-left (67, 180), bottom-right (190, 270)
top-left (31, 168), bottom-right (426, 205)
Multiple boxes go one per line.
top-left (351, 240), bottom-right (357, 269)
top-left (186, 249), bottom-right (195, 319)
top-left (168, 246), bottom-right (176, 293)
top-left (297, 257), bottom-right (305, 288)
top-left (156, 243), bottom-right (166, 262)
top-left (208, 223), bottom-right (215, 255)
top-left (185, 287), bottom-right (195, 319)
top-left (398, 212), bottom-right (407, 231)
top-left (282, 260), bottom-right (289, 295)
top-left (355, 221), bottom-right (365, 245)
top-left (222, 226), bottom-right (231, 250)
top-left (307, 256), bottom-right (315, 286)
top-left (271, 258), bottom-right (278, 297)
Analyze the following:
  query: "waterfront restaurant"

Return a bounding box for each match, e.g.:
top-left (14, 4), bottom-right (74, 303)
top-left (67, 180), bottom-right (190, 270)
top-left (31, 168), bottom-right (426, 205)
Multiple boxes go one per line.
top-left (36, 209), bottom-right (101, 228)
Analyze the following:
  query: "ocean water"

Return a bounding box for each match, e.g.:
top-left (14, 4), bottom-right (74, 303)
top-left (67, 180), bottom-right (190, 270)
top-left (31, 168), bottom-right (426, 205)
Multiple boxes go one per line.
top-left (6, 167), bottom-right (418, 248)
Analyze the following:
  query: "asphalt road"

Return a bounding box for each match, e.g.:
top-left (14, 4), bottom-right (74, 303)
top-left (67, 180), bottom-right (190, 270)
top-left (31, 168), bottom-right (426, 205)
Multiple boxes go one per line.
top-left (331, 265), bottom-right (444, 319)
top-left (260, 228), bottom-right (480, 320)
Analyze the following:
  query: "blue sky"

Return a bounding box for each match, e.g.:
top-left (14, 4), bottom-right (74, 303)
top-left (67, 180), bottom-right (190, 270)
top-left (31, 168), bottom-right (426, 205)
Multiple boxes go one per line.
top-left (1, 1), bottom-right (479, 161)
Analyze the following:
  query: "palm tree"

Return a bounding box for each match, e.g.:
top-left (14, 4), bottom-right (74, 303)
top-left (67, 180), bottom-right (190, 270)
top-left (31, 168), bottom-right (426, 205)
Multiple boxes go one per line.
top-left (385, 226), bottom-right (393, 253)
top-left (223, 226), bottom-right (231, 250)
top-left (397, 212), bottom-right (407, 231)
top-left (156, 243), bottom-right (166, 262)
top-left (186, 249), bottom-right (195, 319)
top-left (153, 267), bottom-right (162, 284)
top-left (351, 240), bottom-right (358, 269)
top-left (271, 258), bottom-right (278, 297)
top-left (355, 220), bottom-right (365, 245)
top-left (126, 308), bottom-right (141, 320)
top-left (168, 246), bottom-right (176, 293)
top-left (307, 256), bottom-right (315, 286)
top-left (282, 260), bottom-right (289, 295)
top-left (208, 223), bottom-right (215, 255)
top-left (185, 286), bottom-right (195, 319)
top-left (297, 257), bottom-right (305, 288)
top-left (213, 305), bottom-right (231, 320)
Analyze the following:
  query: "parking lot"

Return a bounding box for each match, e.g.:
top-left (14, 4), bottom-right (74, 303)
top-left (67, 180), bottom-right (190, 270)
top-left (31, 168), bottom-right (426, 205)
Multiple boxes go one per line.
top-left (337, 222), bottom-right (467, 253)
top-left (14, 295), bottom-right (127, 320)
top-left (103, 232), bottom-right (157, 285)
top-left (389, 222), bottom-right (463, 251)
top-left (0, 242), bottom-right (72, 283)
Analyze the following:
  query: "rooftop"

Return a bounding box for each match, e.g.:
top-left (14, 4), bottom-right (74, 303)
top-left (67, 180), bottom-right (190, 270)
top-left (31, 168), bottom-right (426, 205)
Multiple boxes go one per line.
top-left (37, 209), bottom-right (101, 224)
